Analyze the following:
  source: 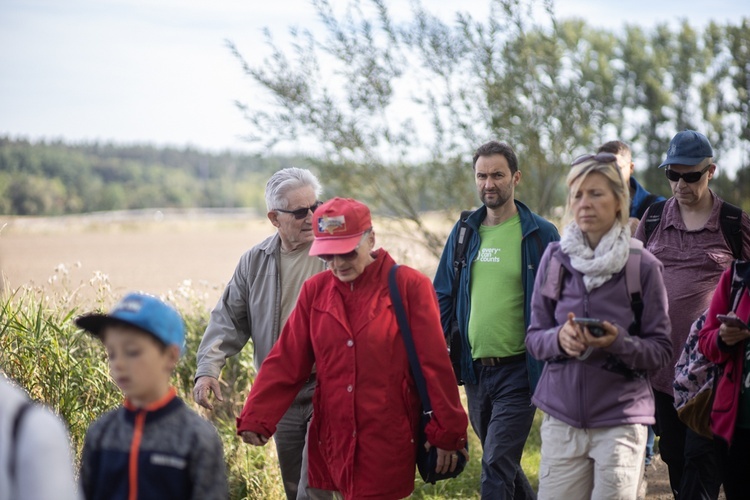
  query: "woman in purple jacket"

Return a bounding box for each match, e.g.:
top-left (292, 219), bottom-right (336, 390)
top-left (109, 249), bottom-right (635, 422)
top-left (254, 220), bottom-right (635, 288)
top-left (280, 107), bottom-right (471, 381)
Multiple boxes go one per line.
top-left (526, 153), bottom-right (672, 499)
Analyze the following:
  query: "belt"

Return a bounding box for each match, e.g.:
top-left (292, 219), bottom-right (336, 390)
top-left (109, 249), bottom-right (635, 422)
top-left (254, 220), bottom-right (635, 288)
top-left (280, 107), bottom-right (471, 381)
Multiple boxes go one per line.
top-left (476, 353), bottom-right (526, 366)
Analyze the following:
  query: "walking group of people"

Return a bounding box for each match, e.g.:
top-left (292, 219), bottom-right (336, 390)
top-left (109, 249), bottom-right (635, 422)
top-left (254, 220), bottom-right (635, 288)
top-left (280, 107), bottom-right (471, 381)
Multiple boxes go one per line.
top-left (2, 129), bottom-right (749, 500)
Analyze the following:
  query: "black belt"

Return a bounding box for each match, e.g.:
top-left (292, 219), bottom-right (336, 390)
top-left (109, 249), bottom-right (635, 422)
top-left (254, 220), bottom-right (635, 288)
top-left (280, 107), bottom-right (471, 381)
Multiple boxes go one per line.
top-left (476, 353), bottom-right (526, 366)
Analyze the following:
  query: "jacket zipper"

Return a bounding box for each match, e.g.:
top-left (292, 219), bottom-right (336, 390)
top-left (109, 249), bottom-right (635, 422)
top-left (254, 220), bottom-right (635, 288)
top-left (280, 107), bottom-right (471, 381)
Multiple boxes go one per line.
top-left (129, 410), bottom-right (147, 500)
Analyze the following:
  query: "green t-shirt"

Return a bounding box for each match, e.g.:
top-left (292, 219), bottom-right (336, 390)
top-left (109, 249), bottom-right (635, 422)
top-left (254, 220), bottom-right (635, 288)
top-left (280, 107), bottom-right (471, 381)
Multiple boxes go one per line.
top-left (468, 214), bottom-right (525, 359)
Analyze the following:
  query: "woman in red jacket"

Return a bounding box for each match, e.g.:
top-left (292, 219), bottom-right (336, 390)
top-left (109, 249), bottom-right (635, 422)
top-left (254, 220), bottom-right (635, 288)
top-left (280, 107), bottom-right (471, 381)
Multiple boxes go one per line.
top-left (237, 198), bottom-right (469, 499)
top-left (698, 260), bottom-right (750, 500)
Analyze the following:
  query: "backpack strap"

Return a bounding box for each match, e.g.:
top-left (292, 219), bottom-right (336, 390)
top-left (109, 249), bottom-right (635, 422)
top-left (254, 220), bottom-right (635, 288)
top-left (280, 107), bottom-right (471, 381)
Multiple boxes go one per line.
top-left (9, 401), bottom-right (35, 482)
top-left (452, 211), bottom-right (475, 280)
top-left (643, 200), bottom-right (666, 244)
top-left (719, 202), bottom-right (743, 260)
top-left (539, 252), bottom-right (566, 301)
top-left (635, 193), bottom-right (660, 220)
top-left (626, 239), bottom-right (644, 335)
top-left (450, 210), bottom-right (475, 318)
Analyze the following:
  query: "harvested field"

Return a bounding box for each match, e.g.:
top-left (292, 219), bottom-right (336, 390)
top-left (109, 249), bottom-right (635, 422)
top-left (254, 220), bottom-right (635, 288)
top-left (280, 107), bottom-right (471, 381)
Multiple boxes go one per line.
top-left (0, 209), bottom-right (445, 308)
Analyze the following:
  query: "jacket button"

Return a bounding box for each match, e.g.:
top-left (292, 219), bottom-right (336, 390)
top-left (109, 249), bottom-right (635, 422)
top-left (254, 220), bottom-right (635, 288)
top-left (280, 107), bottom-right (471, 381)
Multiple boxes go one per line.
top-left (347, 339), bottom-right (354, 347)
top-left (347, 385), bottom-right (353, 392)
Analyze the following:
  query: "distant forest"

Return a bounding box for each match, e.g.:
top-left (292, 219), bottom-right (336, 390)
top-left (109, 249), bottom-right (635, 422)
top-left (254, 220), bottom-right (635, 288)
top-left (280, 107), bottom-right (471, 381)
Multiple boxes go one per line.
top-left (0, 137), bottom-right (307, 216)
top-left (1, 135), bottom-right (747, 219)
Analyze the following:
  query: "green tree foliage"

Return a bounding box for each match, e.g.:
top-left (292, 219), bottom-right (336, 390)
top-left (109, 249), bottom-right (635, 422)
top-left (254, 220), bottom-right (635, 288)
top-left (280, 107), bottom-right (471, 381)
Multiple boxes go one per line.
top-left (0, 137), bottom-right (303, 216)
top-left (229, 0), bottom-right (749, 256)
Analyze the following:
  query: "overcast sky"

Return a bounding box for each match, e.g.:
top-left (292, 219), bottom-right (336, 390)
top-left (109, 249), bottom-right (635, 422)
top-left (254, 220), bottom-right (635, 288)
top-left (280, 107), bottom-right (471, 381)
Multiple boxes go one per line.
top-left (1, 0), bottom-right (747, 154)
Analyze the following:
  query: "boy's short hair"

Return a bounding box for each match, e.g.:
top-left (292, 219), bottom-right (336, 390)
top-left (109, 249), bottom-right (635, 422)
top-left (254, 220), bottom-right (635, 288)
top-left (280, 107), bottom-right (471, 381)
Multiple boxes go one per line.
top-left (75, 293), bottom-right (185, 354)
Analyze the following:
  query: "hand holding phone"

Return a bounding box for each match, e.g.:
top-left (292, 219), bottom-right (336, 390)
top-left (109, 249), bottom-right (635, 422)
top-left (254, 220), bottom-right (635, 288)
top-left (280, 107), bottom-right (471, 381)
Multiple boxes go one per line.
top-left (572, 317), bottom-right (606, 338)
top-left (717, 314), bottom-right (749, 330)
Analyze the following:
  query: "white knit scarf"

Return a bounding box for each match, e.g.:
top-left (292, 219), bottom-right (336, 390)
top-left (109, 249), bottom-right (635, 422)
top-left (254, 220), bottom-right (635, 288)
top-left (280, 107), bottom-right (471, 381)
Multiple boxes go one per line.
top-left (559, 221), bottom-right (631, 292)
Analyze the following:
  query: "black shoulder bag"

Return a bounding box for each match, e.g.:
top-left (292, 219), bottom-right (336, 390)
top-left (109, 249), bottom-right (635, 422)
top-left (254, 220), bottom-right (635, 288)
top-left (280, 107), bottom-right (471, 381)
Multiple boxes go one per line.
top-left (389, 265), bottom-right (467, 484)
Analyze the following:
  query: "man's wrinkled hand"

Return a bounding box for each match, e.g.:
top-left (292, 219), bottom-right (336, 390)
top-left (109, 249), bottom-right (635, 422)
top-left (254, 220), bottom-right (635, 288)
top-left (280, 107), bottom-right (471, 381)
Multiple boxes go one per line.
top-left (193, 376), bottom-right (223, 410)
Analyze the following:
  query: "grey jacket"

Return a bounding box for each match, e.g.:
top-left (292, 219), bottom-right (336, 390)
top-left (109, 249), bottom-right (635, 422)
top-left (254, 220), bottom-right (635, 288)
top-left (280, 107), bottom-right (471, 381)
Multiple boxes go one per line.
top-left (195, 233), bottom-right (326, 379)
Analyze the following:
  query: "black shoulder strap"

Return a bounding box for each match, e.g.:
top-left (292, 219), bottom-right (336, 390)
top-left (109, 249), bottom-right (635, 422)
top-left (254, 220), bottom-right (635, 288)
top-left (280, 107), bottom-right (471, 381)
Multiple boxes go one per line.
top-left (451, 210), bottom-right (475, 299)
top-left (452, 211), bottom-right (474, 273)
top-left (9, 401), bottom-right (35, 481)
top-left (389, 265), bottom-right (432, 414)
top-left (635, 194), bottom-right (660, 220)
top-left (719, 202), bottom-right (743, 260)
top-left (643, 200), bottom-right (667, 244)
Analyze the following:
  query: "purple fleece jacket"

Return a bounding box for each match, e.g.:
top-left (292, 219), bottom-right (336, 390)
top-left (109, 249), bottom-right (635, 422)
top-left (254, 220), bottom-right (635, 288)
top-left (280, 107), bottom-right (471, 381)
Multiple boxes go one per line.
top-left (526, 241), bottom-right (672, 429)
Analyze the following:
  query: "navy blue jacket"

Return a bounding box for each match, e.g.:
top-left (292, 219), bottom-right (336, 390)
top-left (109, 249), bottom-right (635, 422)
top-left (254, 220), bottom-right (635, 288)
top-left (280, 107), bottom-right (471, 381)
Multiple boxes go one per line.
top-left (433, 200), bottom-right (560, 388)
top-left (80, 391), bottom-right (227, 500)
top-left (630, 177), bottom-right (665, 219)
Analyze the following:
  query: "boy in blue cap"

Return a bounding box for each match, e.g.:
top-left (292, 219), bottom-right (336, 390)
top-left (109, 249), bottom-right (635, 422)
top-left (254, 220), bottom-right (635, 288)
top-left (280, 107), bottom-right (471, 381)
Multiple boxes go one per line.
top-left (76, 293), bottom-right (228, 500)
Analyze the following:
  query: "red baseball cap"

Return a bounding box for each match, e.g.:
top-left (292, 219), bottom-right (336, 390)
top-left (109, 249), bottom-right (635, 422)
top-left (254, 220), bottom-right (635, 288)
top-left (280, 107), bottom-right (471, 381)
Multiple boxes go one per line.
top-left (310, 198), bottom-right (372, 256)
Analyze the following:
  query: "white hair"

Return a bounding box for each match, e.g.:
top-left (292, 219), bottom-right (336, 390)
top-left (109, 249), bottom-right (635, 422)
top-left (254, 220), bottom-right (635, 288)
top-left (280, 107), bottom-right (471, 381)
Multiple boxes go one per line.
top-left (264, 168), bottom-right (322, 211)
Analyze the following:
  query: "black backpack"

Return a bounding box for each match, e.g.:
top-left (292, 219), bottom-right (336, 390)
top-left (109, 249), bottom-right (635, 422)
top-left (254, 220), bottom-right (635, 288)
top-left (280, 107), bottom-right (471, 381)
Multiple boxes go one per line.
top-left (644, 200), bottom-right (744, 259)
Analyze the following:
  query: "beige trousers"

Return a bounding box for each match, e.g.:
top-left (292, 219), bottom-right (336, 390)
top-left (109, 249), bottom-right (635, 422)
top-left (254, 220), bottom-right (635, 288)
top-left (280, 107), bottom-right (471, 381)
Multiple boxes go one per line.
top-left (537, 414), bottom-right (647, 500)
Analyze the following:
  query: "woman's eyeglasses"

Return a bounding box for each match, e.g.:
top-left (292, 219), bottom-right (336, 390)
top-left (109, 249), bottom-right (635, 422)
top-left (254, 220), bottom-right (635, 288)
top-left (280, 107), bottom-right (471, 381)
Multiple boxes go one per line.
top-left (318, 248), bottom-right (360, 263)
top-left (571, 152), bottom-right (618, 167)
top-left (276, 201), bottom-right (323, 220)
top-left (318, 232), bottom-right (369, 263)
top-left (665, 164), bottom-right (711, 183)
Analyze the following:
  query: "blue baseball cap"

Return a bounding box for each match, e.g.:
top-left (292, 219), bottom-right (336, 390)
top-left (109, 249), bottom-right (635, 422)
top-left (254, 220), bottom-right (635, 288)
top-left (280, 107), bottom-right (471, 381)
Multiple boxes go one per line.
top-left (76, 292), bottom-right (185, 354)
top-left (658, 130), bottom-right (714, 168)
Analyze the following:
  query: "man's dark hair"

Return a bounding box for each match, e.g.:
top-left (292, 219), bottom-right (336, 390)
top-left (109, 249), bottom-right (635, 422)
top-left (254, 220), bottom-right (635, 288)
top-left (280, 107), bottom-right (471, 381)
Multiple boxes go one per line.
top-left (472, 141), bottom-right (519, 174)
top-left (597, 140), bottom-right (631, 155)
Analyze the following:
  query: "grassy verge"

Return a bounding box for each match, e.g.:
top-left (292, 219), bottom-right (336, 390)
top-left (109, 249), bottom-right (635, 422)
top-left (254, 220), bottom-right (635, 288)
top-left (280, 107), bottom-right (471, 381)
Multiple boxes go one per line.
top-left (0, 280), bottom-right (541, 499)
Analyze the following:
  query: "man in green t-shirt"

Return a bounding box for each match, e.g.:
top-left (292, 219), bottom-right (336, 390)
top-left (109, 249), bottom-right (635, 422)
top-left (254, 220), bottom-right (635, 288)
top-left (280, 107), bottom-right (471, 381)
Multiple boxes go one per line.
top-left (434, 141), bottom-right (560, 499)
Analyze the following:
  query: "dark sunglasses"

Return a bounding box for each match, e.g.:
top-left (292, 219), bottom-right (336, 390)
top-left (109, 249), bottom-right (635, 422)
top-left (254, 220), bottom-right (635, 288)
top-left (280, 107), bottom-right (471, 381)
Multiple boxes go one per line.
top-left (665, 164), bottom-right (711, 183)
top-left (276, 201), bottom-right (323, 220)
top-left (571, 152), bottom-right (618, 167)
top-left (318, 232), bottom-right (368, 263)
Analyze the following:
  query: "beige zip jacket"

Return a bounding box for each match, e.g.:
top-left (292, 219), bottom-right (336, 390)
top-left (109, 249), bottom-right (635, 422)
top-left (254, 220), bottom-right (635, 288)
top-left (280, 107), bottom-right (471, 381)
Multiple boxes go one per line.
top-left (195, 233), bottom-right (325, 379)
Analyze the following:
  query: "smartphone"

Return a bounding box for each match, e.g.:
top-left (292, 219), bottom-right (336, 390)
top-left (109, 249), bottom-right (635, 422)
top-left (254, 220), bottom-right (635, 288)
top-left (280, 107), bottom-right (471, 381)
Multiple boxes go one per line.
top-left (717, 314), bottom-right (749, 330)
top-left (572, 317), bottom-right (606, 337)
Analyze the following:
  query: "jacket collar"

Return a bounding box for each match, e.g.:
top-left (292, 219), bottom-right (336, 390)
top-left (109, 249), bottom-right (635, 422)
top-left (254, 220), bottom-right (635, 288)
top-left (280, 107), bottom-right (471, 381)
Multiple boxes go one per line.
top-left (467, 199), bottom-right (538, 238)
top-left (123, 386), bottom-right (179, 417)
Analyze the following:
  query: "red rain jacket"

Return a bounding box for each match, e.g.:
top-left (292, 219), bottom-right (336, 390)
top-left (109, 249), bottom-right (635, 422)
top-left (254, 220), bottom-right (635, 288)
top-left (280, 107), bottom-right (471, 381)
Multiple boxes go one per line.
top-left (237, 249), bottom-right (468, 499)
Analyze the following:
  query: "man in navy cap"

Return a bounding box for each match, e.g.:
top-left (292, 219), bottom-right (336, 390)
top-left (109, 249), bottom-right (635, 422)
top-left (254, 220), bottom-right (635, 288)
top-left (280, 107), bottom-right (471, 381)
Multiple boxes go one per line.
top-left (635, 130), bottom-right (750, 499)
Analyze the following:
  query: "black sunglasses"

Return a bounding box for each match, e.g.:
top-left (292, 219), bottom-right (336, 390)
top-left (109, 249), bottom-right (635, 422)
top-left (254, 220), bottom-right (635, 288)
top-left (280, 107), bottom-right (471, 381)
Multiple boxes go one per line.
top-left (276, 201), bottom-right (323, 220)
top-left (665, 164), bottom-right (711, 183)
top-left (571, 152), bottom-right (618, 167)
